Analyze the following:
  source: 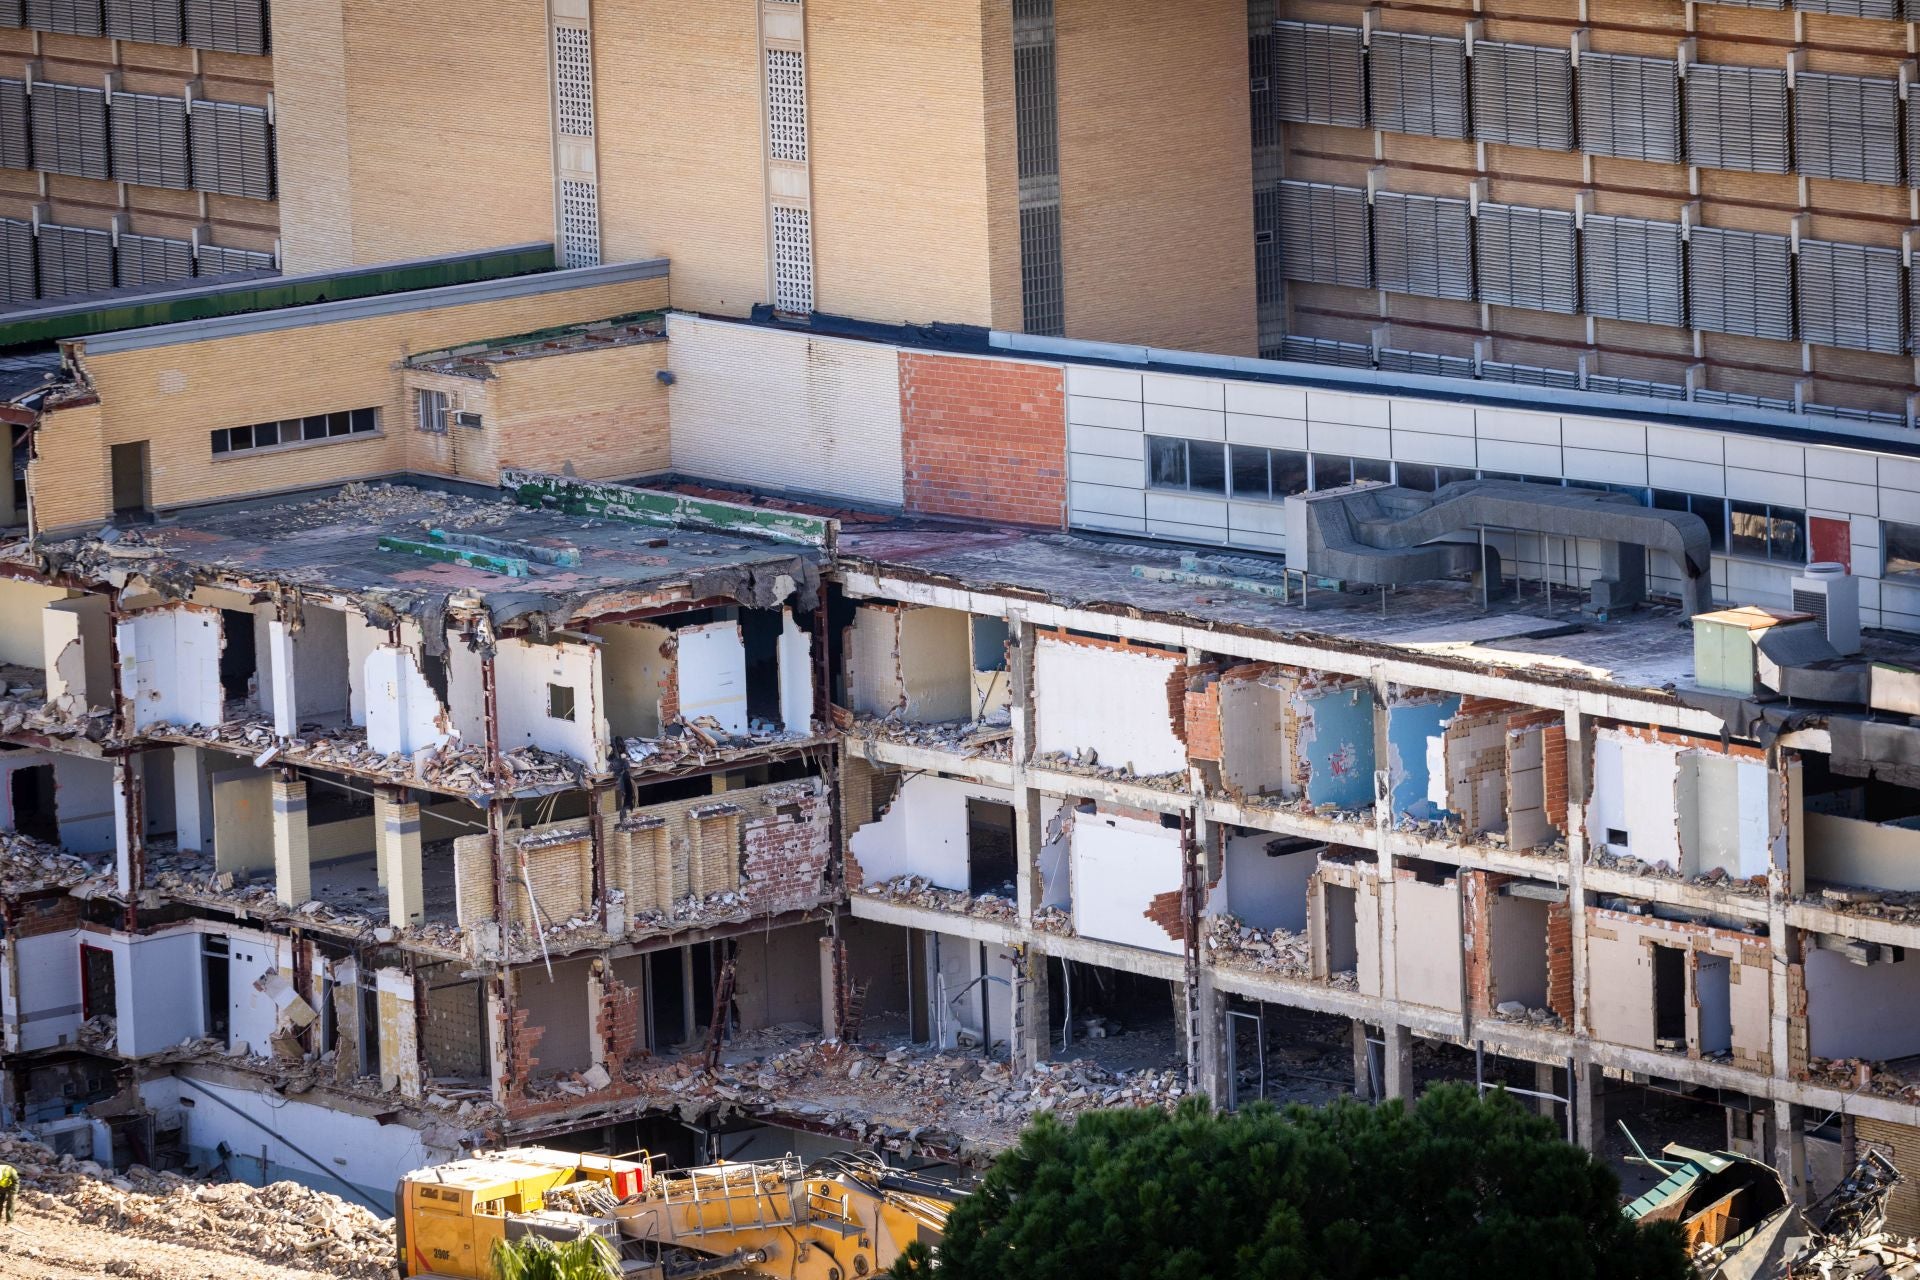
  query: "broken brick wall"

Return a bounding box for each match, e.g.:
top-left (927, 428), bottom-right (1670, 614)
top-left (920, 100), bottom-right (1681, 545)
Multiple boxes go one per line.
top-left (1546, 901), bottom-right (1575, 1025)
top-left (595, 960), bottom-right (644, 1067)
top-left (898, 351), bottom-right (1066, 528)
top-left (741, 779), bottom-right (833, 912)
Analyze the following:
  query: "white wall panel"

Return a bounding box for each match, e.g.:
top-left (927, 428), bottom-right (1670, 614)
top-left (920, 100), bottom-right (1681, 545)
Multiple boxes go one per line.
top-left (1226, 413), bottom-right (1308, 450)
top-left (1070, 423), bottom-right (1146, 458)
top-left (1068, 395), bottom-right (1144, 431)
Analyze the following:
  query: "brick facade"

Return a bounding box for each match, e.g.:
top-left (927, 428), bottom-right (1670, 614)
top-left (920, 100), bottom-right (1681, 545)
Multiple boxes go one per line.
top-left (899, 351), bottom-right (1066, 528)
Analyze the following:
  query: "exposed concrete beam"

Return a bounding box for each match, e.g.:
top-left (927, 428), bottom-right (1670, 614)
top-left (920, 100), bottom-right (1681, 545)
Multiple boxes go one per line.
top-left (272, 773), bottom-right (310, 908)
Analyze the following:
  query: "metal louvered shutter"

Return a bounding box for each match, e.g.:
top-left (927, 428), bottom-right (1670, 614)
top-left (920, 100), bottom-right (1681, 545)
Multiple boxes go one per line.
top-left (31, 83), bottom-right (109, 181)
top-left (104, 0), bottom-right (181, 42)
top-left (1369, 30), bottom-right (1468, 139)
top-left (1279, 335), bottom-right (1373, 368)
top-left (1797, 240), bottom-right (1904, 354)
top-left (0, 79), bottom-right (26, 170)
top-left (35, 224), bottom-right (112, 298)
top-left (1578, 52), bottom-right (1681, 163)
top-left (1472, 41), bottom-right (1573, 151)
top-left (0, 219), bottom-right (33, 303)
top-left (116, 232), bottom-right (193, 286)
top-left (1794, 0), bottom-right (1896, 16)
top-left (1372, 190), bottom-right (1473, 300)
top-left (24, 0), bottom-right (102, 35)
top-left (183, 0), bottom-right (265, 54)
top-left (1279, 180), bottom-right (1370, 288)
top-left (195, 241), bottom-right (273, 275)
top-left (1273, 21), bottom-right (1366, 127)
top-left (1377, 347), bottom-right (1475, 379)
top-left (1480, 361), bottom-right (1582, 389)
top-left (189, 100), bottom-right (273, 199)
top-left (0, 1), bottom-right (20, 27)
top-left (1581, 214), bottom-right (1685, 327)
top-left (1475, 203), bottom-right (1577, 313)
top-left (1795, 72), bottom-right (1900, 186)
top-left (1698, 0), bottom-right (1784, 7)
top-left (110, 92), bottom-right (190, 189)
top-left (1687, 226), bottom-right (1793, 340)
top-left (1684, 64), bottom-right (1790, 174)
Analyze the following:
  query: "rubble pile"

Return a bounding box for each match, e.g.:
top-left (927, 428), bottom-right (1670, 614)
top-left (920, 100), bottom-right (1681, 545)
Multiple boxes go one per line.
top-left (1805, 1057), bottom-right (1920, 1103)
top-left (293, 479), bottom-right (519, 532)
top-left (843, 714), bottom-right (1013, 762)
top-left (1031, 903), bottom-right (1072, 934)
top-left (1813, 885), bottom-right (1920, 922)
top-left (1205, 913), bottom-right (1310, 977)
top-left (1488, 1001), bottom-right (1563, 1028)
top-left (859, 875), bottom-right (1018, 922)
top-left (625, 718), bottom-right (819, 775)
top-left (0, 1133), bottom-right (394, 1280)
top-left (1032, 749), bottom-right (1186, 792)
top-left (1237, 789), bottom-right (1376, 827)
top-left (0, 830), bottom-right (114, 895)
top-left (1590, 849), bottom-right (1685, 881)
top-left (0, 662), bottom-right (112, 742)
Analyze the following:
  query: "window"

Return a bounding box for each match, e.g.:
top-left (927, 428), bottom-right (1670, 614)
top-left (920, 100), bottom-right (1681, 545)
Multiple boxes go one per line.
top-left (1148, 436), bottom-right (1226, 495)
top-left (1228, 444), bottom-right (1308, 502)
top-left (1310, 454), bottom-right (1392, 489)
top-left (1654, 491), bottom-right (1728, 552)
top-left (1728, 501), bottom-right (1805, 563)
top-left (1394, 463), bottom-right (1476, 493)
top-left (415, 389), bottom-right (449, 435)
top-left (1885, 521), bottom-right (1920, 579)
top-left (210, 407), bottom-right (377, 456)
top-left (546, 683), bottom-right (576, 722)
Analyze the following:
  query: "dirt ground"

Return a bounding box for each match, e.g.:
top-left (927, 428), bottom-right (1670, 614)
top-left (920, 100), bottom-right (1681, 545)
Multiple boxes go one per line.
top-left (0, 1188), bottom-right (382, 1280)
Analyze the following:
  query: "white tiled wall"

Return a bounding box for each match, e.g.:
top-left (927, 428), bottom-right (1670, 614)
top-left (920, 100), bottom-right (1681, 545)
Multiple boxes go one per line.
top-left (1062, 364), bottom-right (1920, 629)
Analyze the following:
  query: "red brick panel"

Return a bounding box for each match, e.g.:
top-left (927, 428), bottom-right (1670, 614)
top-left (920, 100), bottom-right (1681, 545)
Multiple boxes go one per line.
top-left (899, 351), bottom-right (1066, 527)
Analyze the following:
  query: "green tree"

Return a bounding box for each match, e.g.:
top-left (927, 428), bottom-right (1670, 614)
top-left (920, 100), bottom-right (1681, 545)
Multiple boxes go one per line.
top-left (897, 1082), bottom-right (1688, 1280)
top-left (489, 1231), bottom-right (619, 1280)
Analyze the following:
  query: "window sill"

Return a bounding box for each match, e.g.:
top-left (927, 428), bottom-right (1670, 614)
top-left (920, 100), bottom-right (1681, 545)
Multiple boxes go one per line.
top-left (211, 430), bottom-right (384, 462)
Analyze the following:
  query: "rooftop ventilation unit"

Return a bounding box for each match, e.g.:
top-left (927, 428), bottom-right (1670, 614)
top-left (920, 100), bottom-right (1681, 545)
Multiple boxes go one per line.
top-left (1790, 562), bottom-right (1860, 656)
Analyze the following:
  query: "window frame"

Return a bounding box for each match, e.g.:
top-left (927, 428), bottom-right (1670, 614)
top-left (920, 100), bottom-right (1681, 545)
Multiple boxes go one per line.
top-left (1726, 499), bottom-right (1806, 564)
top-left (414, 388), bottom-right (450, 436)
top-left (1884, 520), bottom-right (1920, 581)
top-left (1146, 435), bottom-right (1228, 497)
top-left (210, 407), bottom-right (379, 458)
top-left (1226, 443), bottom-right (1310, 503)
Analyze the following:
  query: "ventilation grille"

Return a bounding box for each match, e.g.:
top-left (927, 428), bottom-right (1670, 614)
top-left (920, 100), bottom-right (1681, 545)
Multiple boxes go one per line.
top-left (1377, 346), bottom-right (1475, 378)
top-left (1794, 71), bottom-right (1900, 185)
top-left (195, 242), bottom-right (274, 275)
top-left (1792, 589), bottom-right (1830, 628)
top-left (1479, 360), bottom-right (1582, 389)
top-left (1694, 387), bottom-right (1796, 412)
top-left (559, 178), bottom-right (600, 269)
top-left (188, 100), bottom-right (274, 199)
top-left (1372, 190), bottom-right (1473, 300)
top-left (771, 204), bottom-right (813, 314)
top-left (0, 218), bottom-right (33, 304)
top-left (182, 0), bottom-right (265, 55)
top-left (1804, 401), bottom-right (1907, 427)
top-left (1368, 30), bottom-right (1468, 139)
top-left (1472, 41), bottom-right (1573, 150)
top-left (110, 92), bottom-right (190, 189)
top-left (1254, 183), bottom-right (1284, 311)
top-left (1578, 52), bottom-right (1681, 163)
top-left (1279, 335), bottom-right (1373, 368)
top-left (31, 83), bottom-right (109, 180)
top-left (0, 1), bottom-right (20, 26)
top-left (1278, 179), bottom-right (1370, 288)
top-left (1684, 63), bottom-right (1791, 174)
top-left (1687, 226), bottom-right (1794, 340)
top-left (1020, 203), bottom-right (1064, 336)
top-left (1799, 239), bottom-right (1904, 355)
top-left (0, 79), bottom-right (26, 170)
top-left (24, 0), bottom-right (101, 36)
top-left (553, 25), bottom-right (595, 139)
top-left (116, 232), bottom-right (193, 286)
top-left (1475, 203), bottom-right (1578, 313)
top-left (765, 48), bottom-right (808, 164)
top-left (104, 0), bottom-right (181, 43)
top-left (1580, 214), bottom-right (1685, 327)
top-left (1273, 20), bottom-right (1366, 127)
top-left (1014, 42), bottom-right (1058, 181)
top-left (1586, 373), bottom-right (1689, 401)
top-left (36, 224), bottom-right (112, 299)
top-left (1793, 0), bottom-right (1897, 16)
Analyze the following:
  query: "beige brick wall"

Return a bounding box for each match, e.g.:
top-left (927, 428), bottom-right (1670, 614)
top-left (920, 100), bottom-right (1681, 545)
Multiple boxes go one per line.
top-left (35, 275), bottom-right (666, 531)
top-left (981, 1), bottom-right (1023, 334)
top-left (273, 0), bottom-right (555, 271)
top-left (593, 2), bottom-right (769, 316)
top-left (489, 342), bottom-right (671, 482)
top-left (1054, 0), bottom-right (1257, 355)
top-left (807, 0), bottom-right (1001, 327)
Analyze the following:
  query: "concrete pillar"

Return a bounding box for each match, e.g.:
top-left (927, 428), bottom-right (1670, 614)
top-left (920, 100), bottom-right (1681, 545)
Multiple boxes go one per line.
top-left (819, 934), bottom-right (839, 1041)
top-left (1351, 1019), bottom-right (1373, 1099)
top-left (112, 754), bottom-right (143, 898)
top-left (1005, 610), bottom-right (1040, 926)
top-left (374, 968), bottom-right (422, 1099)
top-left (680, 944), bottom-right (698, 1046)
top-left (171, 746), bottom-right (213, 852)
top-left (1573, 1055), bottom-right (1606, 1154)
top-left (266, 618), bottom-right (298, 738)
top-left (1774, 1101), bottom-right (1810, 1205)
top-left (1015, 945), bottom-right (1050, 1074)
top-left (586, 960), bottom-right (608, 1071)
top-left (1193, 971), bottom-right (1228, 1107)
top-left (271, 774), bottom-right (310, 907)
top-left (1381, 1023), bottom-right (1414, 1101)
top-left (376, 786), bottom-right (423, 925)
top-left (486, 979), bottom-right (512, 1100)
top-left (1534, 1061), bottom-right (1558, 1120)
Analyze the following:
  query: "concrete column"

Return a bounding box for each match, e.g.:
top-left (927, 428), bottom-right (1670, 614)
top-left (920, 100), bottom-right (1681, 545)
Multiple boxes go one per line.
top-left (271, 774), bottom-right (310, 907)
top-left (112, 754), bottom-right (144, 898)
top-left (586, 960), bottom-right (608, 1071)
top-left (1534, 1061), bottom-right (1558, 1119)
top-left (172, 746), bottom-right (213, 852)
top-left (376, 786), bottom-right (424, 925)
top-left (680, 944), bottom-right (697, 1046)
top-left (375, 968), bottom-right (422, 1099)
top-left (1564, 712), bottom-right (1592, 1030)
top-left (486, 979), bottom-right (512, 1100)
top-left (1352, 1019), bottom-right (1374, 1099)
top-left (1773, 1101), bottom-right (1810, 1205)
top-left (1573, 1054), bottom-right (1606, 1154)
top-left (1381, 1022), bottom-right (1414, 1101)
top-left (819, 934), bottom-right (839, 1041)
top-left (1014, 944), bottom-right (1050, 1074)
top-left (1369, 673), bottom-right (1399, 1005)
top-left (1193, 971), bottom-right (1228, 1107)
top-left (1005, 610), bottom-right (1040, 926)
top-left (266, 618), bottom-right (298, 738)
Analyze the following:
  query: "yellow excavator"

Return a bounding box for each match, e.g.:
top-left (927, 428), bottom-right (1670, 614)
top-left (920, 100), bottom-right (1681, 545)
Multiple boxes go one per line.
top-left (395, 1145), bottom-right (966, 1279)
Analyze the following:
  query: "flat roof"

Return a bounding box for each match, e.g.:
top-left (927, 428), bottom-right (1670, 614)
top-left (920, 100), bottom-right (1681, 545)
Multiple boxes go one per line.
top-left (63, 480), bottom-right (819, 627)
top-left (406, 312), bottom-right (665, 375)
top-left (837, 524), bottom-right (1920, 697)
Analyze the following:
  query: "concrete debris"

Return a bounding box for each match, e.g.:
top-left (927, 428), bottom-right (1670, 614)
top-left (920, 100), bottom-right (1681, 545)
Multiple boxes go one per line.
top-left (0, 1133), bottom-right (394, 1280)
top-left (1805, 1057), bottom-right (1920, 1103)
top-left (844, 714), bottom-right (1013, 762)
top-left (1031, 904), bottom-right (1073, 935)
top-left (624, 718), bottom-right (817, 775)
top-left (1489, 1001), bottom-right (1563, 1028)
top-left (1031, 749), bottom-right (1185, 792)
top-left (1236, 788), bottom-right (1376, 828)
top-left (0, 663), bottom-right (112, 743)
top-left (1810, 886), bottom-right (1920, 922)
top-left (1204, 913), bottom-right (1310, 978)
top-left (0, 829), bottom-right (115, 896)
top-left (859, 875), bottom-right (1018, 923)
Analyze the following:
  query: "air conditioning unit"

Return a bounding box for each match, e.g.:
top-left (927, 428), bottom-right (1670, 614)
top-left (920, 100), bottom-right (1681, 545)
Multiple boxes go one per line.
top-left (453, 410), bottom-right (483, 429)
top-left (1791, 562), bottom-right (1861, 656)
